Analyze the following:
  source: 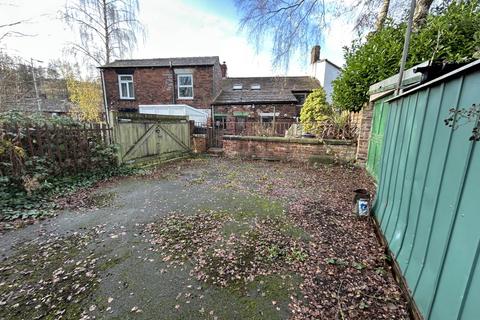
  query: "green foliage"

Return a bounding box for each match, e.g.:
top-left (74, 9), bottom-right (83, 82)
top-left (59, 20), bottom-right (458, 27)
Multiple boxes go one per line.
top-left (299, 88), bottom-right (356, 139)
top-left (0, 165), bottom-right (138, 221)
top-left (0, 112), bottom-right (122, 221)
top-left (333, 1), bottom-right (480, 112)
top-left (300, 88), bottom-right (331, 124)
top-left (299, 88), bottom-right (331, 134)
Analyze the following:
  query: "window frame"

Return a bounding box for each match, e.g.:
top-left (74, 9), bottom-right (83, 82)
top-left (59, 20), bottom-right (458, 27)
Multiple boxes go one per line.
top-left (177, 74), bottom-right (194, 99)
top-left (118, 74), bottom-right (135, 100)
top-left (294, 93), bottom-right (307, 106)
top-left (214, 116), bottom-right (227, 129)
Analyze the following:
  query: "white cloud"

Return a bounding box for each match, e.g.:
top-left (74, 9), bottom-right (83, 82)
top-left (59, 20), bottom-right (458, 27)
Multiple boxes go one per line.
top-left (136, 1), bottom-right (308, 76)
top-left (322, 18), bottom-right (356, 68)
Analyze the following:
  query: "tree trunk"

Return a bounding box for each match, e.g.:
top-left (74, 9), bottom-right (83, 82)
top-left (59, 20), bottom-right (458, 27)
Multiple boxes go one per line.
top-left (374, 0), bottom-right (391, 31)
top-left (413, 0), bottom-right (434, 29)
top-left (102, 0), bottom-right (110, 64)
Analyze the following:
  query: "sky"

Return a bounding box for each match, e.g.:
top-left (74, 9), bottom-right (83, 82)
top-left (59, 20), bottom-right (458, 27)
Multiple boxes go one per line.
top-left (0, 0), bottom-right (355, 77)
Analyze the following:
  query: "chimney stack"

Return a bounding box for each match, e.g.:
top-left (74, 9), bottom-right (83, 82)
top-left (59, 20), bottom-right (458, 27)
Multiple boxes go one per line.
top-left (311, 45), bottom-right (321, 64)
top-left (220, 61), bottom-right (227, 78)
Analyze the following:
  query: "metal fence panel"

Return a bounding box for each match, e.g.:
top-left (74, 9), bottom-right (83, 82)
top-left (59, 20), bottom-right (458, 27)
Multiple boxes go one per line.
top-left (366, 95), bottom-right (392, 180)
top-left (373, 64), bottom-right (480, 320)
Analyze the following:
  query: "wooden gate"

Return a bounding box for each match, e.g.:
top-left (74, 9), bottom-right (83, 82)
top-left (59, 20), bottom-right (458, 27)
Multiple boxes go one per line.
top-left (111, 112), bottom-right (191, 164)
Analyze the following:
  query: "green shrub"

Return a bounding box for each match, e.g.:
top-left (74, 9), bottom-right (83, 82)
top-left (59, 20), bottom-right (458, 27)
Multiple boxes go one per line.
top-left (299, 88), bottom-right (356, 139)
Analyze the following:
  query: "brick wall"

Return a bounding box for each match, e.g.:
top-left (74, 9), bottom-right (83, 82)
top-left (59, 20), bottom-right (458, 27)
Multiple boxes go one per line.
top-left (103, 65), bottom-right (218, 111)
top-left (223, 136), bottom-right (356, 163)
top-left (355, 102), bottom-right (373, 165)
top-left (192, 134), bottom-right (207, 153)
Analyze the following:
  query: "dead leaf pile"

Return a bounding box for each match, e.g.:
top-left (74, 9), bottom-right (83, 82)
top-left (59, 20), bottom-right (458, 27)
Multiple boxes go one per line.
top-left (148, 210), bottom-right (309, 289)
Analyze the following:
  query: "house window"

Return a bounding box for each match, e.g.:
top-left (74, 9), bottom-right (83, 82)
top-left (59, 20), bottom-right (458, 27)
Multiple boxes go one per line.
top-left (233, 84), bottom-right (243, 90)
top-left (214, 116), bottom-right (227, 129)
top-left (178, 74), bottom-right (193, 99)
top-left (294, 93), bottom-right (307, 105)
top-left (118, 75), bottom-right (134, 99)
top-left (251, 84), bottom-right (261, 90)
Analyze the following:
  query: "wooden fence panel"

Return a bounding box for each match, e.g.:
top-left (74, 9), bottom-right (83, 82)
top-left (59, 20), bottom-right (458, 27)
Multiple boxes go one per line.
top-left (0, 122), bottom-right (112, 177)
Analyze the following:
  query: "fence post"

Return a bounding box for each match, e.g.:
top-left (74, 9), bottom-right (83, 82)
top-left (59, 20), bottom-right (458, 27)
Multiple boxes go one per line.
top-left (109, 111), bottom-right (123, 165)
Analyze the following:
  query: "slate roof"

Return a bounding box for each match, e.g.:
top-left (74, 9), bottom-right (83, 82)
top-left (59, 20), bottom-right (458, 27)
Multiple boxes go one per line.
top-left (212, 76), bottom-right (320, 105)
top-left (100, 56), bottom-right (220, 68)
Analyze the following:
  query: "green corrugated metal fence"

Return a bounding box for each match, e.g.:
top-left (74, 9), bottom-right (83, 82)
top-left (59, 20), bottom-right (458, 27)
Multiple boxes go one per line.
top-left (366, 95), bottom-right (392, 180)
top-left (373, 61), bottom-right (480, 320)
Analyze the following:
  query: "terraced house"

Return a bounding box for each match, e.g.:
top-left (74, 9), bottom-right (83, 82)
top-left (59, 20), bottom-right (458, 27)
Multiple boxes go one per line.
top-left (99, 56), bottom-right (225, 122)
top-left (211, 76), bottom-right (320, 129)
top-left (100, 49), bottom-right (338, 126)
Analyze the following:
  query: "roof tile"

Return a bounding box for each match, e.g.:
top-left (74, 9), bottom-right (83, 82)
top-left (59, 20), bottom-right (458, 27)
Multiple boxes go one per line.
top-left (100, 56), bottom-right (220, 68)
top-left (213, 76), bottom-right (320, 105)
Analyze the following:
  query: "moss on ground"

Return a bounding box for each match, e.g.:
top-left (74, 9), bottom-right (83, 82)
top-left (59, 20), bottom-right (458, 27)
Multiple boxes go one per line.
top-left (89, 191), bottom-right (116, 207)
top-left (149, 193), bottom-right (309, 318)
top-left (0, 233), bottom-right (98, 319)
top-left (0, 228), bottom-right (130, 320)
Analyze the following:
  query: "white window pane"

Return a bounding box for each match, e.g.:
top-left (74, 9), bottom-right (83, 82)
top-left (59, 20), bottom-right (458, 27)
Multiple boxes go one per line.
top-left (121, 83), bottom-right (127, 96)
top-left (128, 82), bottom-right (134, 97)
top-left (120, 75), bottom-right (132, 81)
top-left (179, 87), bottom-right (193, 98)
top-left (179, 75), bottom-right (192, 85)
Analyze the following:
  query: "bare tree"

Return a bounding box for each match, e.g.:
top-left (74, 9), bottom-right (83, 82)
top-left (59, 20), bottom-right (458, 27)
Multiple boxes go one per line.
top-left (413, 0), bottom-right (435, 28)
top-left (375, 0), bottom-right (392, 30)
top-left (339, 0), bottom-right (392, 33)
top-left (63, 0), bottom-right (145, 67)
top-left (0, 20), bottom-right (31, 43)
top-left (235, 0), bottom-right (401, 69)
top-left (236, 0), bottom-right (327, 69)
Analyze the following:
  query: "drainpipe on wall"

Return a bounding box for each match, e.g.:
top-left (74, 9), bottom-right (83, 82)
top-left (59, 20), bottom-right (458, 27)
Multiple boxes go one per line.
top-left (273, 105), bottom-right (276, 128)
top-left (170, 60), bottom-right (176, 104)
top-left (100, 69), bottom-right (110, 126)
top-left (211, 104), bottom-right (215, 127)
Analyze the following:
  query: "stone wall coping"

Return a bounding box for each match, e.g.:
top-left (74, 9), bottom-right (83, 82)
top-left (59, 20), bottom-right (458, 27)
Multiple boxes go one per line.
top-left (222, 135), bottom-right (354, 145)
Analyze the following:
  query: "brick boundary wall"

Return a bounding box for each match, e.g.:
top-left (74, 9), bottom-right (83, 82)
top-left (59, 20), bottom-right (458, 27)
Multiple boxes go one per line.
top-left (222, 135), bottom-right (356, 164)
top-left (355, 102), bottom-right (373, 165)
top-left (192, 134), bottom-right (207, 154)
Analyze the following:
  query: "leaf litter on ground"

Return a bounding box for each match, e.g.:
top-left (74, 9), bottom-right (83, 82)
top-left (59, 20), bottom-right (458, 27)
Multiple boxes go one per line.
top-left (147, 158), bottom-right (410, 319)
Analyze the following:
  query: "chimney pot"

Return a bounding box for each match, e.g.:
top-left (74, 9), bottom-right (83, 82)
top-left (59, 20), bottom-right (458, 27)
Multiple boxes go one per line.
top-left (220, 61), bottom-right (227, 78)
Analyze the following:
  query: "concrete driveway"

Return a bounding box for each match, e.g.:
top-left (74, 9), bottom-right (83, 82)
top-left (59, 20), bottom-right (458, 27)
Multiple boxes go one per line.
top-left (0, 158), bottom-right (409, 320)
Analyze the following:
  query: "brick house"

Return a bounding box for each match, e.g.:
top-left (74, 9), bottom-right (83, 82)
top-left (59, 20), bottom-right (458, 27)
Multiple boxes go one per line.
top-left (211, 76), bottom-right (320, 133)
top-left (99, 56), bottom-right (224, 117)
